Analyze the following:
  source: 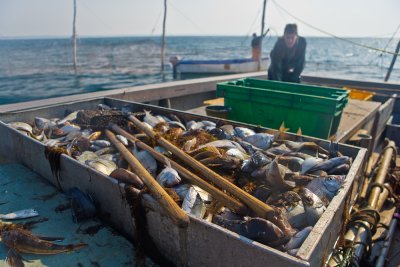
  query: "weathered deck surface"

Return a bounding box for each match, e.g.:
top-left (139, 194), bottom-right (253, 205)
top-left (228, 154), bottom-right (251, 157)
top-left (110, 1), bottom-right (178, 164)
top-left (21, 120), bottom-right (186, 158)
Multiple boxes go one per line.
top-left (0, 163), bottom-right (145, 267)
top-left (187, 99), bottom-right (381, 143)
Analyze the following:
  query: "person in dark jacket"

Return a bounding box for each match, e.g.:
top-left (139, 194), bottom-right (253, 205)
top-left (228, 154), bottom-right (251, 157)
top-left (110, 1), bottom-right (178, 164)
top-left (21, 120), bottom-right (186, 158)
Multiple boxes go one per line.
top-left (268, 24), bottom-right (306, 83)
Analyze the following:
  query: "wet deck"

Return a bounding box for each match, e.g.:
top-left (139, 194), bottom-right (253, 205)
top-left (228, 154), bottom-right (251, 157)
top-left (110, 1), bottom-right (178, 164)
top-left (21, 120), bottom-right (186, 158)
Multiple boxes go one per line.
top-left (0, 163), bottom-right (148, 266)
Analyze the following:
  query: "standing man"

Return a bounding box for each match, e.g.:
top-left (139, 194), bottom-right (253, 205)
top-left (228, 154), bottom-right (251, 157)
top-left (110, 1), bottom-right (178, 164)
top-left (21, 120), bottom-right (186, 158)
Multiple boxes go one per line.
top-left (251, 33), bottom-right (263, 60)
top-left (268, 24), bottom-right (306, 83)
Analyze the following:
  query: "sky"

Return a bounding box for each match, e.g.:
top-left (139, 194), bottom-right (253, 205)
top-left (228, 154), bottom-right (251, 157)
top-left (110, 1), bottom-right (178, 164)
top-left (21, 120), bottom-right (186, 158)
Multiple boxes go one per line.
top-left (0, 0), bottom-right (399, 38)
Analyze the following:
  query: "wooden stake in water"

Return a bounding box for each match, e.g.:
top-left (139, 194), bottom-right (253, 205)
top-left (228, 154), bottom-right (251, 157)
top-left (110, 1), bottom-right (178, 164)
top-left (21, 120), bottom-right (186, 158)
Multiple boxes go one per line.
top-left (161, 0), bottom-right (167, 71)
top-left (72, 0), bottom-right (78, 74)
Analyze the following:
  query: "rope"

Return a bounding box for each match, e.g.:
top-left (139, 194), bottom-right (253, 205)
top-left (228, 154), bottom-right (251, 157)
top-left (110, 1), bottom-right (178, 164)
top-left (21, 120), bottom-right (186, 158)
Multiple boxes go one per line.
top-left (165, 0), bottom-right (208, 35)
top-left (270, 0), bottom-right (400, 57)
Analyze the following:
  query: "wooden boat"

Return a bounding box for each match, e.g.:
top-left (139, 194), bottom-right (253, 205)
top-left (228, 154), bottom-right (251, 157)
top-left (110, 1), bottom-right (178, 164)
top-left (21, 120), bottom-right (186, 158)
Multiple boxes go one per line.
top-left (170, 56), bottom-right (270, 75)
top-left (0, 73), bottom-right (398, 266)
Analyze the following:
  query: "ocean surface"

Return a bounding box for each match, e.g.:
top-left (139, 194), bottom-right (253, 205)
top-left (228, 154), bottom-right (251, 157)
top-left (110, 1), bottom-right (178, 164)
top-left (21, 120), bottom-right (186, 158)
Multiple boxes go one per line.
top-left (0, 36), bottom-right (399, 105)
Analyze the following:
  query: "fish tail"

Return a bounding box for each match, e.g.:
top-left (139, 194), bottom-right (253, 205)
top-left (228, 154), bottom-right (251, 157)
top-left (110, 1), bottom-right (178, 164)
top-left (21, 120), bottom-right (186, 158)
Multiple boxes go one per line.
top-left (68, 243), bottom-right (87, 251)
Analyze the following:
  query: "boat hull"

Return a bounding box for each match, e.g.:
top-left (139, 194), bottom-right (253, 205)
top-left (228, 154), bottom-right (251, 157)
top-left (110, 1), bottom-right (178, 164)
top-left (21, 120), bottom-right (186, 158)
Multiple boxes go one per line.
top-left (176, 58), bottom-right (270, 74)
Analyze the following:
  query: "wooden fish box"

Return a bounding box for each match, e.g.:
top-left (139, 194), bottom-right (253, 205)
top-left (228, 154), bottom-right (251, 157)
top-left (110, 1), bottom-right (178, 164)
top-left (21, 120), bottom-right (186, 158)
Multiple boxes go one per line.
top-left (0, 97), bottom-right (366, 267)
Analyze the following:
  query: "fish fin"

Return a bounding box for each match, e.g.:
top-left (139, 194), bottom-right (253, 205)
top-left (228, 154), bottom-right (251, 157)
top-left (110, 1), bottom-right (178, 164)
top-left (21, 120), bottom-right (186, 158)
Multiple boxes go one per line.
top-left (164, 158), bottom-right (172, 168)
top-left (273, 122), bottom-right (289, 140)
top-left (279, 122), bottom-right (290, 133)
top-left (36, 235), bottom-right (65, 242)
top-left (296, 127), bottom-right (302, 137)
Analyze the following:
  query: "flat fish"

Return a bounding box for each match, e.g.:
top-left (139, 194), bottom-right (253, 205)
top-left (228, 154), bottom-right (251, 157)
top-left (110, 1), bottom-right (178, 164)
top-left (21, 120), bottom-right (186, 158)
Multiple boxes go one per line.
top-left (234, 127), bottom-right (255, 138)
top-left (1, 228), bottom-right (87, 255)
top-left (0, 209), bottom-right (39, 220)
top-left (306, 175), bottom-right (345, 203)
top-left (86, 158), bottom-right (117, 175)
top-left (284, 226), bottom-right (312, 251)
top-left (67, 187), bottom-right (96, 223)
top-left (213, 216), bottom-right (287, 247)
top-left (243, 133), bottom-right (274, 150)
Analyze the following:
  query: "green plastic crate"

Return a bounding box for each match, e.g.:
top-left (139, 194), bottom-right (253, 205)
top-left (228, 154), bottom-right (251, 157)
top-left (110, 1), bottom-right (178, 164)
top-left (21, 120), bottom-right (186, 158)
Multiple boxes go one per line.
top-left (216, 78), bottom-right (349, 139)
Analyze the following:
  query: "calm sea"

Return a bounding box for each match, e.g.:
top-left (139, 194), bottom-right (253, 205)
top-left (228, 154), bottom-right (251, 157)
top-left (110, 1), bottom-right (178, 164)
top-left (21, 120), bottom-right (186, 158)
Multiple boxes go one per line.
top-left (0, 36), bottom-right (399, 104)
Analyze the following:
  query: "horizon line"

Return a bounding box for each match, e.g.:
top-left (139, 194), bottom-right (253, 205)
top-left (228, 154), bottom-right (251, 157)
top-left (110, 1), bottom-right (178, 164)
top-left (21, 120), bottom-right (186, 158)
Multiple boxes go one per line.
top-left (0, 34), bottom-right (391, 40)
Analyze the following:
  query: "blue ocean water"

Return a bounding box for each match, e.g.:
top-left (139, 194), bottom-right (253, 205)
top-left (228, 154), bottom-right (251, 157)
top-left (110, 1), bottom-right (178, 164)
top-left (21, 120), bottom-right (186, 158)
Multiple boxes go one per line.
top-left (0, 36), bottom-right (399, 104)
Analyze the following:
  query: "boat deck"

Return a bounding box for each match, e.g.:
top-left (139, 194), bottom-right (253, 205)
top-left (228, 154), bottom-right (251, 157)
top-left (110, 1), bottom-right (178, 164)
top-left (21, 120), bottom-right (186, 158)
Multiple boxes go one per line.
top-left (0, 163), bottom-right (145, 266)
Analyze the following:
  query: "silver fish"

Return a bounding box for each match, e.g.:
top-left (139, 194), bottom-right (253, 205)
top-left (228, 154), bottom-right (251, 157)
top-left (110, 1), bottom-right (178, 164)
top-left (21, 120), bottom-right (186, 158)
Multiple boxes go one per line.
top-left (265, 160), bottom-right (295, 191)
top-left (94, 147), bottom-right (117, 156)
top-left (300, 157), bottom-right (323, 174)
top-left (183, 138), bottom-right (197, 152)
top-left (306, 175), bottom-right (345, 202)
top-left (234, 127), bottom-right (255, 138)
top-left (133, 146), bottom-right (157, 177)
top-left (278, 156), bottom-right (304, 172)
top-left (0, 209), bottom-right (39, 220)
top-left (99, 154), bottom-right (118, 162)
top-left (226, 148), bottom-right (249, 160)
top-left (76, 151), bottom-right (99, 164)
top-left (328, 163), bottom-right (350, 175)
top-left (284, 226), bottom-right (312, 251)
top-left (91, 140), bottom-right (111, 148)
top-left (156, 160), bottom-right (181, 187)
top-left (182, 185), bottom-right (211, 219)
top-left (219, 125), bottom-right (235, 135)
top-left (154, 146), bottom-right (171, 156)
top-left (198, 140), bottom-right (246, 154)
top-left (300, 188), bottom-right (326, 226)
top-left (86, 158), bottom-right (117, 175)
top-left (167, 121), bottom-right (186, 130)
top-left (201, 120), bottom-right (216, 128)
top-left (143, 110), bottom-right (164, 127)
top-left (57, 111), bottom-right (79, 125)
top-left (57, 124), bottom-right (81, 136)
top-left (116, 135), bottom-right (129, 146)
top-left (34, 117), bottom-right (56, 131)
top-left (244, 133), bottom-right (274, 150)
top-left (186, 120), bottom-right (199, 130)
top-left (171, 184), bottom-right (191, 199)
top-left (8, 122), bottom-right (33, 134)
top-left (97, 103), bottom-right (112, 110)
top-left (267, 144), bottom-right (292, 155)
top-left (242, 151), bottom-right (271, 173)
top-left (274, 191), bottom-right (307, 230)
top-left (306, 156), bottom-right (351, 174)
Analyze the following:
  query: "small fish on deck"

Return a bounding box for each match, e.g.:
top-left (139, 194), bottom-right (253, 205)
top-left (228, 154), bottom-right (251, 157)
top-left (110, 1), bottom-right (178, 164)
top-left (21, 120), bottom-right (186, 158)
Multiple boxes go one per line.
top-left (0, 209), bottom-right (39, 220)
top-left (1, 228), bottom-right (87, 254)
